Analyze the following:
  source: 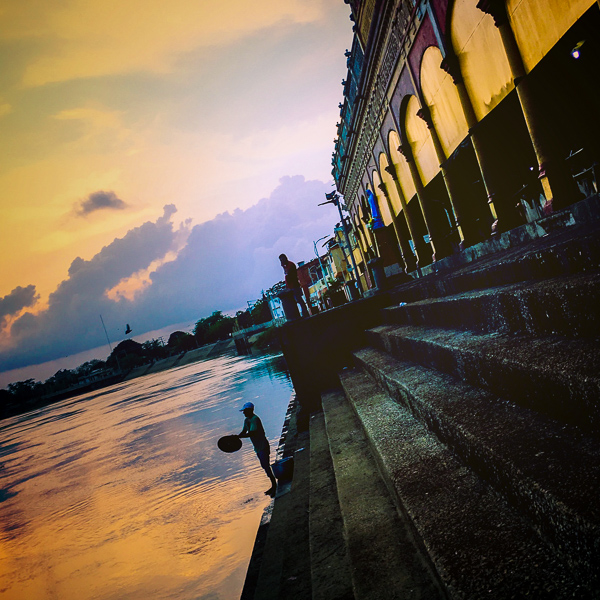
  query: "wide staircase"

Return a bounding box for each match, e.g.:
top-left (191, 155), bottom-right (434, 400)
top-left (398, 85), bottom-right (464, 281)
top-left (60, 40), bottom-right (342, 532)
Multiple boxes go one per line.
top-left (247, 203), bottom-right (600, 599)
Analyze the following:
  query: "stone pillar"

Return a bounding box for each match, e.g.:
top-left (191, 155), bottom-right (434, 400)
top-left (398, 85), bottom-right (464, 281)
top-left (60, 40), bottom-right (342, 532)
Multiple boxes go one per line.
top-left (441, 52), bottom-right (502, 233)
top-left (386, 105), bottom-right (434, 266)
top-left (356, 203), bottom-right (375, 259)
top-left (417, 105), bottom-right (473, 249)
top-left (370, 148), bottom-right (408, 271)
top-left (398, 142), bottom-right (440, 262)
top-left (354, 232), bottom-right (373, 290)
top-left (378, 173), bottom-right (418, 271)
top-left (376, 181), bottom-right (416, 272)
top-left (477, 0), bottom-right (577, 214)
top-left (355, 221), bottom-right (371, 260)
top-left (347, 218), bottom-right (373, 290)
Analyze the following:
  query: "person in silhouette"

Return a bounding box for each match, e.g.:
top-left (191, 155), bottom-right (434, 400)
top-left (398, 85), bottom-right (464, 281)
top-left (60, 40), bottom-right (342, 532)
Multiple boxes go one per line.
top-left (279, 253), bottom-right (309, 317)
top-left (238, 402), bottom-right (277, 497)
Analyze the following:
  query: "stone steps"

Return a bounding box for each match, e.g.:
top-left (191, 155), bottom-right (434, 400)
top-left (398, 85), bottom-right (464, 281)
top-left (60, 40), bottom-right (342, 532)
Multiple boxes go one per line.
top-left (308, 410), bottom-right (354, 600)
top-left (320, 388), bottom-right (445, 600)
top-left (366, 324), bottom-right (600, 432)
top-left (250, 429), bottom-right (311, 600)
top-left (351, 347), bottom-right (600, 581)
top-left (310, 236), bottom-right (600, 597)
top-left (333, 366), bottom-right (592, 598)
top-left (383, 271), bottom-right (600, 338)
top-left (389, 216), bottom-right (600, 306)
top-left (245, 199), bottom-right (600, 599)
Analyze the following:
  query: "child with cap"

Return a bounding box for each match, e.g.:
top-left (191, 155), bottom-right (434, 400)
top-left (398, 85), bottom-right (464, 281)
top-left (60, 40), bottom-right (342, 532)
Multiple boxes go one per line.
top-left (238, 402), bottom-right (277, 497)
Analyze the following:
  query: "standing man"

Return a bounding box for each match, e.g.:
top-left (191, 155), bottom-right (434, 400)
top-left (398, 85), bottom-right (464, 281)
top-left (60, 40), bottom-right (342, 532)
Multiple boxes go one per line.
top-left (238, 402), bottom-right (277, 497)
top-left (279, 253), bottom-right (310, 317)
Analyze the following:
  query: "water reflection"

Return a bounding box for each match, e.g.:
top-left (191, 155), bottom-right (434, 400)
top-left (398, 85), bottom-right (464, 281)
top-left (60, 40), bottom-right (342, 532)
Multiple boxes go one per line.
top-left (0, 352), bottom-right (292, 599)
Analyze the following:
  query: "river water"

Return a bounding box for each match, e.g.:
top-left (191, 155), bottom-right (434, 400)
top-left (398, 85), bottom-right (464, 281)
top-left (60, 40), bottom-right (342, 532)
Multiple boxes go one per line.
top-left (0, 352), bottom-right (293, 600)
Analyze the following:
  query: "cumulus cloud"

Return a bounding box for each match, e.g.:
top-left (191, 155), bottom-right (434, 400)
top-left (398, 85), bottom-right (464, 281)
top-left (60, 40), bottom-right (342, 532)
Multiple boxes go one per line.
top-left (133, 175), bottom-right (338, 327)
top-left (76, 190), bottom-right (127, 216)
top-left (4, 204), bottom-right (185, 370)
top-left (0, 285), bottom-right (39, 327)
top-left (1, 177), bottom-right (338, 372)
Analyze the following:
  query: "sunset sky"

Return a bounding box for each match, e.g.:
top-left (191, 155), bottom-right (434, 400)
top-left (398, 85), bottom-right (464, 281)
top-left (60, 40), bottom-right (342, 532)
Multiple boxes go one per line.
top-left (0, 1), bottom-right (353, 383)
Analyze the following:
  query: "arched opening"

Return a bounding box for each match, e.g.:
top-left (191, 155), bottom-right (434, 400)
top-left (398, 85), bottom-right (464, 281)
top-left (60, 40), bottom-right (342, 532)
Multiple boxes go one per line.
top-left (405, 95), bottom-right (439, 186)
top-left (508, 0), bottom-right (596, 73)
top-left (405, 95), bottom-right (457, 255)
top-left (421, 45), bottom-right (468, 158)
top-left (388, 130), bottom-right (416, 203)
top-left (378, 152), bottom-right (402, 217)
top-left (388, 130), bottom-right (432, 263)
top-left (371, 169), bottom-right (392, 226)
top-left (380, 151), bottom-right (417, 269)
top-left (421, 45), bottom-right (492, 241)
top-left (370, 173), bottom-right (404, 274)
top-left (450, 0), bottom-right (540, 230)
top-left (451, 0), bottom-right (514, 122)
top-left (510, 3), bottom-right (600, 201)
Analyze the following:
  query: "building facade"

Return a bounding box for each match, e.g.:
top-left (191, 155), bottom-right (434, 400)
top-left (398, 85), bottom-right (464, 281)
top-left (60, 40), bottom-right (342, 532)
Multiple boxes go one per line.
top-left (332, 0), bottom-right (600, 273)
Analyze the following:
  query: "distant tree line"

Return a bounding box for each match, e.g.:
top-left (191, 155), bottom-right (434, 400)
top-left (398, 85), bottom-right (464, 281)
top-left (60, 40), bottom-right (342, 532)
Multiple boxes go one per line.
top-left (0, 298), bottom-right (274, 419)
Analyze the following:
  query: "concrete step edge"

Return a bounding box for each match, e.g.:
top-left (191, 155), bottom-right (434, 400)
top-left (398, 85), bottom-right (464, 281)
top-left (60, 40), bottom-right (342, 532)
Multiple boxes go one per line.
top-left (352, 346), bottom-right (600, 579)
top-left (321, 388), bottom-right (445, 600)
top-left (309, 410), bottom-right (355, 600)
top-left (338, 367), bottom-right (588, 598)
top-left (382, 271), bottom-right (600, 338)
top-left (252, 429), bottom-right (312, 600)
top-left (367, 323), bottom-right (600, 432)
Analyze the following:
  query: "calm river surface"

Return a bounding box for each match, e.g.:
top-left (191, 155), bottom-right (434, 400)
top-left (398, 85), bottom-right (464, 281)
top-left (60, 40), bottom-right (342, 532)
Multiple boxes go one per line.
top-left (0, 352), bottom-right (293, 600)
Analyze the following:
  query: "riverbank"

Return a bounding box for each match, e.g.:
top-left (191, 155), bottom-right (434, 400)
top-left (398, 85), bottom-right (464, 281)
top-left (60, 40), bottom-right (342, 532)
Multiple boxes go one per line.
top-left (0, 339), bottom-right (236, 421)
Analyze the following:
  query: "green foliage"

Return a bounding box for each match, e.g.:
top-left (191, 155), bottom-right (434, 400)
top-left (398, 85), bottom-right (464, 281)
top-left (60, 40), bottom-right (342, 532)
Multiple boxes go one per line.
top-left (142, 338), bottom-right (168, 361)
top-left (323, 277), bottom-right (344, 296)
top-left (250, 296), bottom-right (272, 325)
top-left (167, 331), bottom-right (197, 352)
top-left (107, 339), bottom-right (144, 369)
top-left (235, 295), bottom-right (272, 332)
top-left (76, 359), bottom-right (106, 376)
top-left (236, 309), bottom-right (253, 329)
top-left (193, 311), bottom-right (234, 346)
top-left (45, 369), bottom-right (77, 391)
top-left (322, 277), bottom-right (347, 307)
top-left (7, 379), bottom-right (39, 402)
top-left (1, 301), bottom-right (268, 417)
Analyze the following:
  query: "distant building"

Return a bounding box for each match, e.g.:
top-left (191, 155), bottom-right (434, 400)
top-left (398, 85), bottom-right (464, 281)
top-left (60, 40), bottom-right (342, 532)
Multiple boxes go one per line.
top-left (333, 0), bottom-right (599, 272)
top-left (297, 258), bottom-right (324, 314)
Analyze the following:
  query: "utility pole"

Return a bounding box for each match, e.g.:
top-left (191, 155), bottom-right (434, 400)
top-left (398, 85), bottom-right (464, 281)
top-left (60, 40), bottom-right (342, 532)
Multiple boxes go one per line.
top-left (100, 315), bottom-right (121, 372)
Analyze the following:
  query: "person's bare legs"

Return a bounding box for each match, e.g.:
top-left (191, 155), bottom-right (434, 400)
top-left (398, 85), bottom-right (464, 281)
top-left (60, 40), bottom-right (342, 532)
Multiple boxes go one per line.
top-left (264, 467), bottom-right (277, 497)
top-left (258, 450), bottom-right (277, 496)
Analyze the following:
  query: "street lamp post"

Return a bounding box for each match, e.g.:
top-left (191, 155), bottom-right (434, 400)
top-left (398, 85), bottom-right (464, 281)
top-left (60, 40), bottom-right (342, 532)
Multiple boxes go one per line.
top-left (320, 191), bottom-right (363, 295)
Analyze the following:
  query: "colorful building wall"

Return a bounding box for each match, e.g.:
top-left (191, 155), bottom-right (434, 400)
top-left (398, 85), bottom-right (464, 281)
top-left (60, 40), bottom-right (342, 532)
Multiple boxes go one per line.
top-left (332, 0), bottom-right (600, 273)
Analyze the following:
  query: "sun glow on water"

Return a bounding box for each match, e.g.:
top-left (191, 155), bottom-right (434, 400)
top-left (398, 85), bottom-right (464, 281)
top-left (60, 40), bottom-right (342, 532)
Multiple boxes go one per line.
top-left (0, 353), bottom-right (292, 599)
